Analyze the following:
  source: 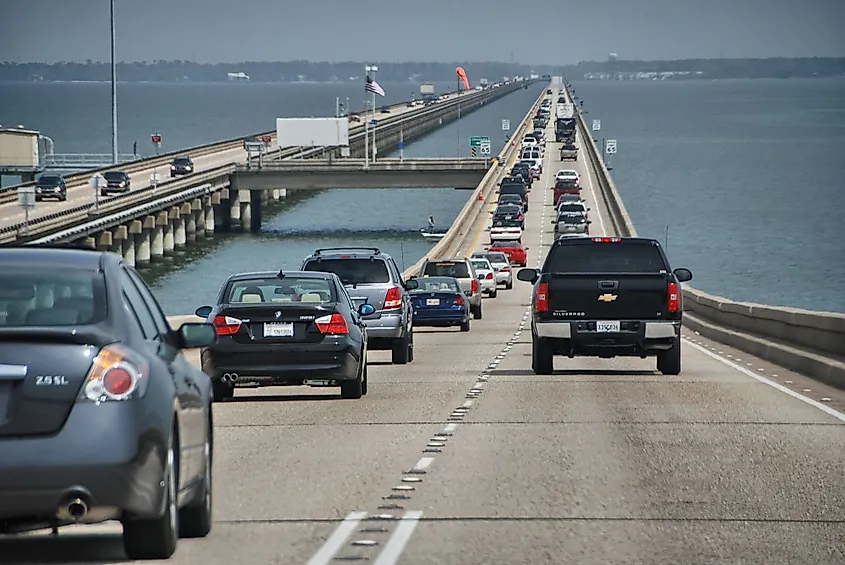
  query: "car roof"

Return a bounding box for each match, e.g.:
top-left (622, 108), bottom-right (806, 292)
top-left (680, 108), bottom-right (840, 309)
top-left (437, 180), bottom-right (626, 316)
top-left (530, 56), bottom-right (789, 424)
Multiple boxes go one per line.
top-left (426, 257), bottom-right (468, 263)
top-left (304, 247), bottom-right (389, 259)
top-left (0, 246), bottom-right (105, 271)
top-left (225, 270), bottom-right (334, 282)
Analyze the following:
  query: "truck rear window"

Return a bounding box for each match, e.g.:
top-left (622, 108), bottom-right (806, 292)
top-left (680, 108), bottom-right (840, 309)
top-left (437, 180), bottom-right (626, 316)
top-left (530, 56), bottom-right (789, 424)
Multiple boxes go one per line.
top-left (545, 242), bottom-right (667, 273)
top-left (423, 262), bottom-right (470, 278)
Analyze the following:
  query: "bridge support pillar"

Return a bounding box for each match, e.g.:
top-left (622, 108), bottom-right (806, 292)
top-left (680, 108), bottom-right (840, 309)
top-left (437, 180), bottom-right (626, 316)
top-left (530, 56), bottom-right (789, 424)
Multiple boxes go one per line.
top-left (249, 190), bottom-right (262, 233)
top-left (96, 230), bottom-right (113, 252)
top-left (188, 199), bottom-right (201, 241)
top-left (114, 225), bottom-right (133, 266)
top-left (205, 204), bottom-right (216, 236)
top-left (132, 219), bottom-right (150, 267)
top-left (271, 188), bottom-right (281, 201)
top-left (213, 189), bottom-right (229, 233)
top-left (229, 189), bottom-right (241, 229)
top-left (279, 188), bottom-right (287, 199)
top-left (152, 212), bottom-right (168, 261)
top-left (173, 217), bottom-right (186, 249)
top-left (81, 237), bottom-right (95, 250)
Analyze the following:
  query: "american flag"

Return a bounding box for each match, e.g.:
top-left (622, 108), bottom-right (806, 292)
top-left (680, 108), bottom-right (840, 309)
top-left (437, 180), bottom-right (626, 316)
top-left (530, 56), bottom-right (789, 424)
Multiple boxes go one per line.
top-left (365, 76), bottom-right (385, 97)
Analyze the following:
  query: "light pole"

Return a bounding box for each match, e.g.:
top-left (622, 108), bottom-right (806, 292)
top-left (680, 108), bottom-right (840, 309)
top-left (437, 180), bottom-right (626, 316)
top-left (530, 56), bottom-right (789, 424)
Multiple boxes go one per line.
top-left (365, 64), bottom-right (378, 165)
top-left (110, 0), bottom-right (118, 164)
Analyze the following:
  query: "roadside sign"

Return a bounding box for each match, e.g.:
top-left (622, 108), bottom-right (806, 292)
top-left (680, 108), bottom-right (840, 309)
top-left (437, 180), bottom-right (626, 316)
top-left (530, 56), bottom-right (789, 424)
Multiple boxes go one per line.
top-left (501, 119), bottom-right (510, 131)
top-left (605, 139), bottom-right (617, 154)
top-left (259, 135), bottom-right (272, 144)
top-left (151, 133), bottom-right (162, 146)
top-left (469, 136), bottom-right (489, 148)
top-left (592, 119), bottom-right (601, 131)
top-left (17, 185), bottom-right (35, 209)
top-left (89, 173), bottom-right (107, 192)
top-left (479, 140), bottom-right (492, 156)
top-left (471, 147), bottom-right (477, 157)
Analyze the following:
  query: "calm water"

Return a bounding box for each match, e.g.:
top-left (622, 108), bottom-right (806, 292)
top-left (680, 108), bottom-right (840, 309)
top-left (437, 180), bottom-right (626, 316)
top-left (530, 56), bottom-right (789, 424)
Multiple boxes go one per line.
top-left (2, 78), bottom-right (842, 313)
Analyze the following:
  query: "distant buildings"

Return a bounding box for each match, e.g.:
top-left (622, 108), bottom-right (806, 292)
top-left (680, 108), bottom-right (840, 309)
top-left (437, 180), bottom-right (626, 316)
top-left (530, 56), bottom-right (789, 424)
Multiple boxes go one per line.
top-left (583, 71), bottom-right (705, 80)
top-left (227, 72), bottom-right (250, 81)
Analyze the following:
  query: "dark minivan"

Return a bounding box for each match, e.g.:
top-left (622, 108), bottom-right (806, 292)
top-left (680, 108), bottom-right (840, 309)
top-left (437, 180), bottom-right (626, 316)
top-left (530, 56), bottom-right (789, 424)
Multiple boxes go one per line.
top-left (170, 156), bottom-right (194, 177)
top-left (102, 170), bottom-right (131, 195)
top-left (34, 174), bottom-right (67, 201)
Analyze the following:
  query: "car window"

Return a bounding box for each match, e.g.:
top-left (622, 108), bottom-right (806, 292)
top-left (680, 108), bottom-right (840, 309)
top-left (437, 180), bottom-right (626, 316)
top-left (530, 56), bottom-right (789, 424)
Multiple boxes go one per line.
top-left (124, 267), bottom-right (172, 335)
top-left (470, 260), bottom-right (490, 271)
top-left (412, 277), bottom-right (459, 293)
top-left (0, 269), bottom-right (105, 327)
top-left (423, 261), bottom-right (470, 278)
top-left (487, 252), bottom-right (509, 263)
top-left (302, 258), bottom-right (390, 284)
top-left (120, 270), bottom-right (160, 340)
top-left (545, 242), bottom-right (667, 273)
top-left (225, 276), bottom-right (335, 304)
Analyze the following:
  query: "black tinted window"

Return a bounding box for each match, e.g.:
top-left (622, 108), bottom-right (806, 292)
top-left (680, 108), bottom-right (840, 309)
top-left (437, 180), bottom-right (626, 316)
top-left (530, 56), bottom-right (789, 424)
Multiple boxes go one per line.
top-left (0, 270), bottom-right (105, 327)
top-left (36, 176), bottom-right (60, 186)
top-left (545, 242), bottom-right (668, 273)
top-left (423, 261), bottom-right (470, 278)
top-left (225, 277), bottom-right (335, 303)
top-left (302, 258), bottom-right (390, 284)
top-left (104, 172), bottom-right (126, 180)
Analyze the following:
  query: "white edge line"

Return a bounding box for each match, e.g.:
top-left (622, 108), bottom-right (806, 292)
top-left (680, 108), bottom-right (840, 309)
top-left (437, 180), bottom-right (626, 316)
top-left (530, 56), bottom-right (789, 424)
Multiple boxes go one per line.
top-left (685, 340), bottom-right (845, 422)
top-left (306, 510), bottom-right (368, 565)
top-left (371, 511), bottom-right (424, 565)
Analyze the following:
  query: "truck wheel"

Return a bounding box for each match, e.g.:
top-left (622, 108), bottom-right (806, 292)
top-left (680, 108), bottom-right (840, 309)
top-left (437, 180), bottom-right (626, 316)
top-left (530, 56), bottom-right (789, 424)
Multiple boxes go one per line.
top-left (657, 340), bottom-right (682, 375)
top-left (531, 335), bottom-right (554, 375)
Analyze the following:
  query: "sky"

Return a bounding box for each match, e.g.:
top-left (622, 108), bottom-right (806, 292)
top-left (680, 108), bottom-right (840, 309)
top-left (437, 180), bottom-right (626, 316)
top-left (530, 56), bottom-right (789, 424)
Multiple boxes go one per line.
top-left (1, 0), bottom-right (844, 64)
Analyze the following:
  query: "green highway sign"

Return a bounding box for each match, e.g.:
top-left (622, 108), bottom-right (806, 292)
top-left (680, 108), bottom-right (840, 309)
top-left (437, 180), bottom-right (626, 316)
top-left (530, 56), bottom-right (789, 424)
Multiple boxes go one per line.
top-left (469, 136), bottom-right (489, 148)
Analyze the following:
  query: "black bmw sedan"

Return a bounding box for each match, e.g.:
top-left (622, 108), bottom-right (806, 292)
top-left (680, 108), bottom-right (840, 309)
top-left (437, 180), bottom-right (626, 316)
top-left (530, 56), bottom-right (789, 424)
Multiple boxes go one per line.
top-left (196, 270), bottom-right (372, 401)
top-left (0, 246), bottom-right (217, 560)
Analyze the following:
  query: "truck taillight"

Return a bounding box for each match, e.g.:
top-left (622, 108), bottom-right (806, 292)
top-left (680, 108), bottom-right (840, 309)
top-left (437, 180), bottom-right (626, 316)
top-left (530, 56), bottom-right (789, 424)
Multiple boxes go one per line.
top-left (471, 279), bottom-right (479, 293)
top-left (383, 287), bottom-right (402, 309)
top-left (667, 282), bottom-right (680, 312)
top-left (535, 282), bottom-right (549, 313)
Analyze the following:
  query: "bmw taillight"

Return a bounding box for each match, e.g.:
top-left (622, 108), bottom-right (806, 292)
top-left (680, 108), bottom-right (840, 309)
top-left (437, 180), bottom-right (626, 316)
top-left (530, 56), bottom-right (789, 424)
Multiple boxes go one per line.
top-left (80, 344), bottom-right (150, 402)
top-left (535, 282), bottom-right (549, 313)
top-left (383, 286), bottom-right (402, 310)
top-left (668, 282), bottom-right (681, 313)
top-left (315, 313), bottom-right (349, 334)
top-left (213, 315), bottom-right (242, 336)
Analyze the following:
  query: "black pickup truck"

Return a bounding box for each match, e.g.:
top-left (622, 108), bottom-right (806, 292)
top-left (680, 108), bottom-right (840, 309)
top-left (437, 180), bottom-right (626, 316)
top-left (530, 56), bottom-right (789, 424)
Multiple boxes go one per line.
top-left (516, 237), bottom-right (693, 375)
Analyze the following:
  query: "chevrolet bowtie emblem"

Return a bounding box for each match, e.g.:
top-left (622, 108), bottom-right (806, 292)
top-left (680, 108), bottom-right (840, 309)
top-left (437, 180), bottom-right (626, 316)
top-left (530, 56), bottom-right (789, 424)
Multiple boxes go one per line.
top-left (598, 293), bottom-right (617, 302)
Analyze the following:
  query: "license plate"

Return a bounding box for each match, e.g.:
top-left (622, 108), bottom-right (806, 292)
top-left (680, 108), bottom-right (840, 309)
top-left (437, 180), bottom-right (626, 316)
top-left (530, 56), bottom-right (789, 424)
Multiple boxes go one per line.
top-left (264, 322), bottom-right (294, 337)
top-left (426, 298), bottom-right (440, 306)
top-left (504, 215), bottom-right (513, 219)
top-left (596, 321), bottom-right (620, 333)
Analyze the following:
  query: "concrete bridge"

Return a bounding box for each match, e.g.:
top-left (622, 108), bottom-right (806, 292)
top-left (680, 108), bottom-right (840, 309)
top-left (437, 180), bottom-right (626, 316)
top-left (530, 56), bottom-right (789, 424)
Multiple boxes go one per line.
top-left (3, 81), bottom-right (844, 564)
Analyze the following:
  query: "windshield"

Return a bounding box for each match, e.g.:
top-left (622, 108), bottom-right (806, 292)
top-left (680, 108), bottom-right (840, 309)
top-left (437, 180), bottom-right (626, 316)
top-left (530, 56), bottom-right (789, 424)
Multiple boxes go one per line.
top-left (103, 172), bottom-right (126, 181)
top-left (486, 252), bottom-right (509, 264)
top-left (423, 261), bottom-right (470, 279)
top-left (173, 157), bottom-right (191, 165)
top-left (545, 241), bottom-right (668, 273)
top-left (36, 176), bottom-right (60, 186)
top-left (470, 260), bottom-right (490, 272)
top-left (0, 269), bottom-right (105, 327)
top-left (559, 204), bottom-right (586, 212)
top-left (302, 258), bottom-right (389, 284)
top-left (411, 277), bottom-right (459, 293)
top-left (558, 214), bottom-right (586, 224)
top-left (225, 276), bottom-right (335, 304)
top-left (495, 205), bottom-right (521, 215)
top-left (557, 170), bottom-right (577, 177)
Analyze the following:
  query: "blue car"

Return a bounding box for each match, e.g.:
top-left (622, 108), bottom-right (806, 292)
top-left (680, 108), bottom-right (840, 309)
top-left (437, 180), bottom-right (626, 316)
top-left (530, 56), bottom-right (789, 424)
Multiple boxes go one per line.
top-left (409, 276), bottom-right (471, 332)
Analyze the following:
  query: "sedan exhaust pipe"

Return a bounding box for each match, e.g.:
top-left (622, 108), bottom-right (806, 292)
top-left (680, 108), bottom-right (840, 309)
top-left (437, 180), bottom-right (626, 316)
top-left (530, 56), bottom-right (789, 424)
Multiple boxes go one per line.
top-left (221, 373), bottom-right (239, 383)
top-left (57, 497), bottom-right (88, 522)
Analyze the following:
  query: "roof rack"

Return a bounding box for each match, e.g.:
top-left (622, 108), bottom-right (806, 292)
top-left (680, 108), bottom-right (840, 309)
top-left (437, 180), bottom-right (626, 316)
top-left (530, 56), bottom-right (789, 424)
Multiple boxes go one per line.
top-left (313, 247), bottom-right (381, 256)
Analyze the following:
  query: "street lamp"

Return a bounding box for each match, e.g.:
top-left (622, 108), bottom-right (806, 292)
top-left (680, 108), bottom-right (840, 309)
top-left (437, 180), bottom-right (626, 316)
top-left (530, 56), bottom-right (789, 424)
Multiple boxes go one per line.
top-left (364, 64), bottom-right (378, 167)
top-left (110, 0), bottom-right (118, 165)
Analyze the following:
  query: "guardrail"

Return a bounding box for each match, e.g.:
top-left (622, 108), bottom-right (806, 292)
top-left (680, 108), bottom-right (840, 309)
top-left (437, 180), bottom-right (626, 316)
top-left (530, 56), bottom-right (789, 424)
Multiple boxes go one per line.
top-left (3, 82), bottom-right (528, 244)
top-left (566, 82), bottom-right (845, 388)
top-left (0, 85), bottom-right (482, 199)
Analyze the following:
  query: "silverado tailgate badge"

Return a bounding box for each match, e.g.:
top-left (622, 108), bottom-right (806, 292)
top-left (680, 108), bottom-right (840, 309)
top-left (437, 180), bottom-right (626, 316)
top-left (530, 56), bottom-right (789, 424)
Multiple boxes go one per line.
top-left (598, 293), bottom-right (618, 302)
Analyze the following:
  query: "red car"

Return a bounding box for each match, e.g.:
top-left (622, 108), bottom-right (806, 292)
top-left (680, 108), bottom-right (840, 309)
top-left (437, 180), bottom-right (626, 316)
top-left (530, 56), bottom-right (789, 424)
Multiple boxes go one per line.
top-left (553, 179), bottom-right (581, 202)
top-left (487, 241), bottom-right (528, 267)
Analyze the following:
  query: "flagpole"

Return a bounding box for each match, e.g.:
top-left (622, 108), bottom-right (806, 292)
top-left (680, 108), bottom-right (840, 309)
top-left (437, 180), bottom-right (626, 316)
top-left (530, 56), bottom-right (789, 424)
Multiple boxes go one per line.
top-left (371, 68), bottom-right (377, 162)
top-left (364, 66), bottom-right (370, 168)
top-left (456, 75), bottom-right (461, 157)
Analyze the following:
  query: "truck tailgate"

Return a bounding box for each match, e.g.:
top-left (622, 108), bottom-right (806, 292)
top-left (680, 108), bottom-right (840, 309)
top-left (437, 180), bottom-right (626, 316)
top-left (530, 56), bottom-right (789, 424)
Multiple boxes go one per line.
top-left (547, 273), bottom-right (669, 320)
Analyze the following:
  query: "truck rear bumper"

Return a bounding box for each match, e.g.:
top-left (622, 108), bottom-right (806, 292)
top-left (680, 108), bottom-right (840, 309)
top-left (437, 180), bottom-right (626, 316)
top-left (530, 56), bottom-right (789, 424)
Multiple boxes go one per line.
top-left (533, 320), bottom-right (679, 357)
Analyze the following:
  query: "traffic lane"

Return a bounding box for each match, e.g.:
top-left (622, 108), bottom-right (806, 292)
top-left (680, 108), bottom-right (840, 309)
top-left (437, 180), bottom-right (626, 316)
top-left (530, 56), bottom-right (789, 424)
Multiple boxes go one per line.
top-left (0, 146), bottom-right (246, 226)
top-left (0, 522), bottom-right (339, 565)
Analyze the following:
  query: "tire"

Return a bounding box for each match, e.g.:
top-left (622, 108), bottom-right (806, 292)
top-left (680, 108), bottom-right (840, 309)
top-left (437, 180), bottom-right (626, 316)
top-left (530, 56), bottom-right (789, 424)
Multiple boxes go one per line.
top-left (531, 335), bottom-right (554, 375)
top-left (489, 288), bottom-right (498, 299)
top-left (179, 417), bottom-right (212, 538)
top-left (391, 331), bottom-right (411, 364)
top-left (212, 380), bottom-right (234, 402)
top-left (340, 370), bottom-right (363, 399)
top-left (505, 281), bottom-right (513, 290)
top-left (473, 304), bottom-right (483, 320)
top-left (361, 361), bottom-right (369, 396)
top-left (657, 340), bottom-right (682, 375)
top-left (460, 320), bottom-right (470, 332)
top-left (122, 433), bottom-right (178, 559)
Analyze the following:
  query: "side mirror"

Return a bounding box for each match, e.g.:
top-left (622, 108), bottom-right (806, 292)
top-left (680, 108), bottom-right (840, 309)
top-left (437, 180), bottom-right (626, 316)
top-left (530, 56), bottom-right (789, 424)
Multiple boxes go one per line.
top-left (587, 207), bottom-right (591, 211)
top-left (358, 303), bottom-right (377, 316)
top-left (195, 305), bottom-right (213, 318)
top-left (464, 290), bottom-right (473, 297)
top-left (477, 275), bottom-right (485, 280)
top-left (524, 246), bottom-right (530, 250)
top-left (673, 268), bottom-right (693, 283)
top-left (551, 219), bottom-right (557, 224)
top-left (516, 268), bottom-right (539, 284)
top-left (587, 220), bottom-right (592, 224)
top-left (404, 278), bottom-right (419, 290)
top-left (178, 322), bottom-right (217, 349)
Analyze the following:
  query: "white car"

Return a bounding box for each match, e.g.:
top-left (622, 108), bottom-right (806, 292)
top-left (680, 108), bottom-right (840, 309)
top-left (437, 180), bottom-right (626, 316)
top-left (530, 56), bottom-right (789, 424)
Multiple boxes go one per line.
top-left (485, 251), bottom-right (513, 289)
top-left (556, 201), bottom-right (590, 219)
top-left (521, 136), bottom-right (539, 150)
top-left (490, 224), bottom-right (522, 243)
top-left (470, 258), bottom-right (498, 298)
top-left (555, 169), bottom-right (579, 183)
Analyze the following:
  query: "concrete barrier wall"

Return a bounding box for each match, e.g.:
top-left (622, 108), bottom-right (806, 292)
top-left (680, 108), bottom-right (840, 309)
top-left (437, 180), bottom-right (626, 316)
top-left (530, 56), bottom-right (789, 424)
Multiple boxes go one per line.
top-left (567, 82), bottom-right (845, 387)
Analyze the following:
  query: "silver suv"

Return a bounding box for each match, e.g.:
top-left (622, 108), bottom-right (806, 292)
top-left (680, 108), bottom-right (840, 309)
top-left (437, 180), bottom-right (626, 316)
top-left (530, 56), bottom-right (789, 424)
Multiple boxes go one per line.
top-left (418, 258), bottom-right (483, 319)
top-left (301, 247), bottom-right (418, 364)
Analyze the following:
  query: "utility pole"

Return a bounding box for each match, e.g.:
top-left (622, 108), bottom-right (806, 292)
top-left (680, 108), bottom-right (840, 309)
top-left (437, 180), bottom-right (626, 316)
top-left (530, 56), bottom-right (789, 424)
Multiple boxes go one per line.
top-left (110, 0), bottom-right (118, 164)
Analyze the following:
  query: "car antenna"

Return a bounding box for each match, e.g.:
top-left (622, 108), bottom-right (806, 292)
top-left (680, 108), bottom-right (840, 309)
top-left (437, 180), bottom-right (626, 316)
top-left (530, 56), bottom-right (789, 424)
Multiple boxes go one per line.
top-left (277, 269), bottom-right (285, 279)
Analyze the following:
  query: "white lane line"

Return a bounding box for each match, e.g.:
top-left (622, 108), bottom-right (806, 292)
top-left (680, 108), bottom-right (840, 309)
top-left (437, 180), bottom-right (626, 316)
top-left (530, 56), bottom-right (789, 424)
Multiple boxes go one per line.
top-left (306, 511), bottom-right (368, 565)
top-left (580, 135), bottom-right (609, 236)
top-left (411, 457), bottom-right (434, 473)
top-left (462, 400), bottom-right (474, 408)
top-left (684, 340), bottom-right (845, 422)
top-left (443, 423), bottom-right (458, 433)
top-left (372, 511), bottom-right (424, 565)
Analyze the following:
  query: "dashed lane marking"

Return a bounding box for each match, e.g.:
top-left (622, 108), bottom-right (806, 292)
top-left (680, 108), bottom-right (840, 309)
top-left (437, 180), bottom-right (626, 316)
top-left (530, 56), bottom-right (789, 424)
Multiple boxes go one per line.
top-left (306, 511), bottom-right (368, 565)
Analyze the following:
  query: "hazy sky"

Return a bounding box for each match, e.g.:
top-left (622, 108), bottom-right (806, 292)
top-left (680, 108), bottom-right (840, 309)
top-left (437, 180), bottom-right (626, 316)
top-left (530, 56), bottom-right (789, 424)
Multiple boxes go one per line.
top-left (2, 0), bottom-right (844, 64)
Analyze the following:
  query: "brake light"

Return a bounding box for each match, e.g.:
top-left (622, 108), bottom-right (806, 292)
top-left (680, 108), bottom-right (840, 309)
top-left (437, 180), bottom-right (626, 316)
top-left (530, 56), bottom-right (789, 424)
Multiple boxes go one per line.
top-left (668, 282), bottom-right (681, 312)
top-left (535, 282), bottom-right (549, 313)
top-left (81, 344), bottom-right (149, 402)
top-left (383, 286), bottom-right (402, 310)
top-left (471, 279), bottom-right (479, 293)
top-left (500, 265), bottom-right (510, 272)
top-left (592, 237), bottom-right (622, 243)
top-left (315, 313), bottom-right (349, 334)
top-left (486, 272), bottom-right (494, 280)
top-left (453, 294), bottom-right (465, 306)
top-left (213, 315), bottom-right (242, 336)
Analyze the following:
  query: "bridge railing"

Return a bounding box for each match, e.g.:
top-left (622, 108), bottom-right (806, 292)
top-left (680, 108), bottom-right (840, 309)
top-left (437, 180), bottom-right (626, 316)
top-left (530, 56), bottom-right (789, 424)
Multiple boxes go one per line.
top-left (567, 82), bottom-right (845, 387)
top-left (42, 153), bottom-right (138, 169)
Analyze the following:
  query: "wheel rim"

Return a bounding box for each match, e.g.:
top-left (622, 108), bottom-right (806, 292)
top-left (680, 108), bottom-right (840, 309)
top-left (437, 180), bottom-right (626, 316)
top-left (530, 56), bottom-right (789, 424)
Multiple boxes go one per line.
top-left (167, 444), bottom-right (177, 535)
